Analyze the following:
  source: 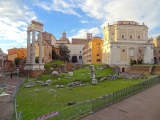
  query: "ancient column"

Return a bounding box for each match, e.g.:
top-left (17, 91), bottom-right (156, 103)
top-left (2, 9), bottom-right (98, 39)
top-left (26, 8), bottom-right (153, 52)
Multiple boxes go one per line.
top-left (39, 31), bottom-right (42, 63)
top-left (31, 30), bottom-right (35, 64)
top-left (26, 31), bottom-right (30, 63)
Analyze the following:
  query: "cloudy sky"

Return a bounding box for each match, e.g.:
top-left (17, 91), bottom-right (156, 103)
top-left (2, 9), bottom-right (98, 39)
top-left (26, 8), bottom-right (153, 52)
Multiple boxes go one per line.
top-left (0, 0), bottom-right (160, 53)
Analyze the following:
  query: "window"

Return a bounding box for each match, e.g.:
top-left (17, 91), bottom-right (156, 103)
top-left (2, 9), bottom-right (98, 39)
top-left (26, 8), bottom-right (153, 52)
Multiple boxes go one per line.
top-left (97, 59), bottom-right (100, 62)
top-left (122, 49), bottom-right (125, 52)
top-left (80, 51), bottom-right (81, 53)
top-left (138, 35), bottom-right (140, 39)
top-left (130, 35), bottom-right (132, 39)
top-left (122, 35), bottom-right (124, 39)
top-left (130, 49), bottom-right (134, 56)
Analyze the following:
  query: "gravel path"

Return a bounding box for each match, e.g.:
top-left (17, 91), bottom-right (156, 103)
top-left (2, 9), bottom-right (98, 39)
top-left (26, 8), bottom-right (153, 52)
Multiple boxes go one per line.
top-left (0, 74), bottom-right (23, 120)
top-left (81, 83), bottom-right (160, 120)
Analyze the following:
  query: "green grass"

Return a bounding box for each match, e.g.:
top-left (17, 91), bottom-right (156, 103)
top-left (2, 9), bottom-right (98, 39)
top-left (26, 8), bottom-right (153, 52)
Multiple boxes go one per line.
top-left (44, 60), bottom-right (64, 70)
top-left (16, 65), bottom-right (156, 120)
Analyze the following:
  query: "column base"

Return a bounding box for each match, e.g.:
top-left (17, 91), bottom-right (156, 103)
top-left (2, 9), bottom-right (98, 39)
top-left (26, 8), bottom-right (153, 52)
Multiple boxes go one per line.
top-left (24, 63), bottom-right (45, 70)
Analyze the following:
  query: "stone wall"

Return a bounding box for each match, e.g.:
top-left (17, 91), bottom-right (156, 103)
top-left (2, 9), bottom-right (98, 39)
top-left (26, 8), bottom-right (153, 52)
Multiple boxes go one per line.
top-left (129, 66), bottom-right (151, 74)
top-left (152, 66), bottom-right (160, 74)
top-left (3, 60), bottom-right (15, 72)
top-left (22, 70), bottom-right (44, 77)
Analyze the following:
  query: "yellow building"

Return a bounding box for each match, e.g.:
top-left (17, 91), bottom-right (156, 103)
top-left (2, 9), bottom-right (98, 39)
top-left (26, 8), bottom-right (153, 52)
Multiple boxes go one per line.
top-left (8, 47), bottom-right (27, 62)
top-left (102, 21), bottom-right (154, 72)
top-left (34, 40), bottom-right (52, 63)
top-left (153, 35), bottom-right (160, 63)
top-left (52, 46), bottom-right (60, 55)
top-left (83, 37), bottom-right (103, 64)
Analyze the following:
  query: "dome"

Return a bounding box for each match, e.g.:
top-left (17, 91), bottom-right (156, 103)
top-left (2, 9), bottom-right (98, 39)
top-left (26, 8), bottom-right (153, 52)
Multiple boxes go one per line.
top-left (59, 31), bottom-right (70, 43)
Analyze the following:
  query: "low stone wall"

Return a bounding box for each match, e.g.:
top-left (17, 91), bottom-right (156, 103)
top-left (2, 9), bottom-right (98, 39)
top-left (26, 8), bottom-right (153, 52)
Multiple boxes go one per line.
top-left (129, 66), bottom-right (151, 74)
top-left (152, 66), bottom-right (160, 74)
top-left (22, 70), bottom-right (44, 77)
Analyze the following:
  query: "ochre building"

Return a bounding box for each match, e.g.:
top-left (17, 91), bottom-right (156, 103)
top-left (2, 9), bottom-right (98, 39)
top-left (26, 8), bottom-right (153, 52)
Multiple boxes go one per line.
top-left (8, 47), bottom-right (27, 62)
top-left (153, 35), bottom-right (160, 63)
top-left (83, 37), bottom-right (103, 64)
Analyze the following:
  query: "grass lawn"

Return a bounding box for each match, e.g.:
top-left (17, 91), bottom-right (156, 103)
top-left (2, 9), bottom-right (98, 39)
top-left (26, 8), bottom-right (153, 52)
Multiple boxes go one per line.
top-left (44, 60), bottom-right (64, 70)
top-left (16, 63), bottom-right (156, 120)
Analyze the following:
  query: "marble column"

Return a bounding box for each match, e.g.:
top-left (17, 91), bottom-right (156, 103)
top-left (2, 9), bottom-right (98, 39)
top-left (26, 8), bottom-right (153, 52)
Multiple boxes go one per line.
top-left (26, 31), bottom-right (30, 63)
top-left (31, 30), bottom-right (35, 64)
top-left (39, 31), bottom-right (42, 63)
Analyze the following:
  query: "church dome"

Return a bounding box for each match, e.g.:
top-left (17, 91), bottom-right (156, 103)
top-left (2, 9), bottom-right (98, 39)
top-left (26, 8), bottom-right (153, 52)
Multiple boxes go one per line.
top-left (59, 31), bottom-right (70, 43)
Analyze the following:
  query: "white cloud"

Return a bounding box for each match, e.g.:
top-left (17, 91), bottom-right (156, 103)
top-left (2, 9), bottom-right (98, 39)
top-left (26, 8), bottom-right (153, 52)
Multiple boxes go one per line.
top-left (68, 27), bottom-right (100, 41)
top-left (77, 0), bottom-right (160, 38)
top-left (80, 20), bottom-right (89, 23)
top-left (0, 0), bottom-right (37, 52)
top-left (36, 0), bottom-right (81, 17)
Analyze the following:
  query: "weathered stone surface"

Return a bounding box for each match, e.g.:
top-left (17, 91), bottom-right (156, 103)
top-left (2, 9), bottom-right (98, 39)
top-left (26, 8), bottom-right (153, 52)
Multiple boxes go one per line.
top-left (52, 71), bottom-right (58, 75)
top-left (60, 85), bottom-right (64, 88)
top-left (92, 79), bottom-right (97, 85)
top-left (67, 81), bottom-right (82, 87)
top-left (97, 64), bottom-right (110, 70)
top-left (55, 85), bottom-right (60, 88)
top-left (46, 79), bottom-right (52, 83)
top-left (68, 72), bottom-right (73, 77)
top-left (120, 72), bottom-right (146, 79)
top-left (24, 81), bottom-right (35, 88)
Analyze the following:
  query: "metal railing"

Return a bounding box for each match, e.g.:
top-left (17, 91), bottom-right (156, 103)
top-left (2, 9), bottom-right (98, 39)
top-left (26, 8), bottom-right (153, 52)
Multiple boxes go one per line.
top-left (16, 76), bottom-right (160, 120)
top-left (13, 78), bottom-right (26, 120)
top-left (52, 76), bottom-right (160, 120)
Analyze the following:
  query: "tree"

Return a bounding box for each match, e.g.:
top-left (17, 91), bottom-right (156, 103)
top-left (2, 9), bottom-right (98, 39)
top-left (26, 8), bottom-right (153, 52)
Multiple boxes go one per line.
top-left (58, 44), bottom-right (70, 61)
top-left (14, 57), bottom-right (23, 67)
top-left (136, 46), bottom-right (145, 62)
top-left (35, 56), bottom-right (39, 63)
top-left (52, 49), bottom-right (59, 60)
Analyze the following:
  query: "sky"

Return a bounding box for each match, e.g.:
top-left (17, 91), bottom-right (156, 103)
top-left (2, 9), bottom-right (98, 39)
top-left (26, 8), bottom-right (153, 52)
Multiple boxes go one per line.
top-left (0, 0), bottom-right (160, 54)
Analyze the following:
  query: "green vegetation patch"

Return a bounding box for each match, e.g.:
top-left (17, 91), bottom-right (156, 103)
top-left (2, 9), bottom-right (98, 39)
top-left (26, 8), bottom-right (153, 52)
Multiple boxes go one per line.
top-left (44, 60), bottom-right (64, 70)
top-left (16, 64), bottom-right (155, 120)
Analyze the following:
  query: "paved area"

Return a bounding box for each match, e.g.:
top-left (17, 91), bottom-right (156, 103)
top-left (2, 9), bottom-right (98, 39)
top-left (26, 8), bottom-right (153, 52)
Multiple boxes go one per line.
top-left (0, 74), bottom-right (23, 120)
top-left (81, 84), bottom-right (160, 120)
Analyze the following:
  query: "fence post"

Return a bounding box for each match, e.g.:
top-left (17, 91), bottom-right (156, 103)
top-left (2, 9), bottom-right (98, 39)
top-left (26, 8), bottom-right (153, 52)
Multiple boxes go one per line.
top-left (14, 97), bottom-right (17, 119)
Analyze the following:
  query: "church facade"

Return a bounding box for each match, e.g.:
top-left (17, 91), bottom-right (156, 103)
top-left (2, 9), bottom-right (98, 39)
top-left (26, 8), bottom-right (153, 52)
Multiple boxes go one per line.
top-left (102, 21), bottom-right (154, 72)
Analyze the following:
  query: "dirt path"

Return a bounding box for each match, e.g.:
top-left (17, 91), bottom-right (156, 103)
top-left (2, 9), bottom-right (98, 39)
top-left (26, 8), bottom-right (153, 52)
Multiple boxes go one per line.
top-left (81, 83), bottom-right (160, 120)
top-left (0, 74), bottom-right (23, 120)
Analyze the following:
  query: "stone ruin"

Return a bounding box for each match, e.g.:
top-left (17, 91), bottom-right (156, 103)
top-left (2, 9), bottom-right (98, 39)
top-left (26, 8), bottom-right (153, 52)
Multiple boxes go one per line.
top-left (24, 79), bottom-right (52, 88)
top-left (100, 74), bottom-right (119, 82)
top-left (120, 72), bottom-right (146, 79)
top-left (96, 64), bottom-right (110, 70)
top-left (90, 65), bottom-right (97, 85)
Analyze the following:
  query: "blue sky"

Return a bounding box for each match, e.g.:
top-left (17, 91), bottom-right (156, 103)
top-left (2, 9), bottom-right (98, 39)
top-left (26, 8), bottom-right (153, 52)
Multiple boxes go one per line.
top-left (0, 0), bottom-right (160, 54)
